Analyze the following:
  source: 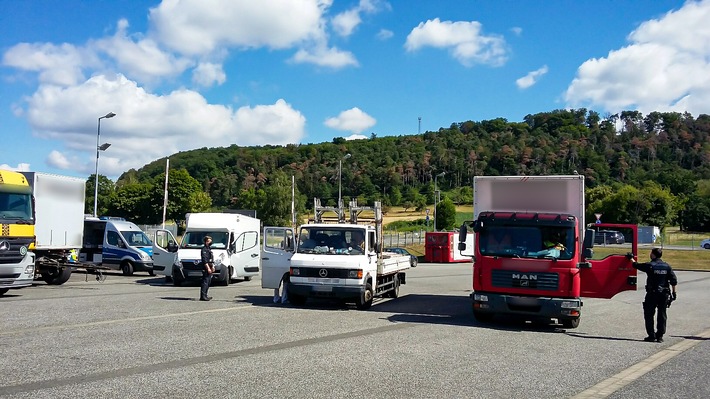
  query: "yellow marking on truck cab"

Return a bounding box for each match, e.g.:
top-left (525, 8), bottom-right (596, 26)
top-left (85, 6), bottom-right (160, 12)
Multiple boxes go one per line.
top-left (0, 170), bottom-right (29, 186)
top-left (4, 224), bottom-right (33, 238)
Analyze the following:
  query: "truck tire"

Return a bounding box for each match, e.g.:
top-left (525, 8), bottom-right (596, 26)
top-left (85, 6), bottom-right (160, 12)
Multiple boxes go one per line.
top-left (0, 288), bottom-right (9, 296)
top-left (289, 293), bottom-right (307, 306)
top-left (562, 317), bottom-right (580, 329)
top-left (42, 267), bottom-right (72, 285)
top-left (385, 275), bottom-right (400, 298)
top-left (473, 310), bottom-right (494, 323)
top-left (121, 261), bottom-right (134, 276)
top-left (356, 283), bottom-right (374, 310)
top-left (221, 267), bottom-right (231, 286)
top-left (172, 267), bottom-right (184, 286)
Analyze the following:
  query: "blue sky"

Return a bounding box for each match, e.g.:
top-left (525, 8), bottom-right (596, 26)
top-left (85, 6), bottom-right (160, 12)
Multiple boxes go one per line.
top-left (1, 0), bottom-right (707, 180)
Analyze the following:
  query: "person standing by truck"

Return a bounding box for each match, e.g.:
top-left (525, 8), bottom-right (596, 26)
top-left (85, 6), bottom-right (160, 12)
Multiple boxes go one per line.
top-left (632, 248), bottom-right (678, 343)
top-left (200, 236), bottom-right (215, 301)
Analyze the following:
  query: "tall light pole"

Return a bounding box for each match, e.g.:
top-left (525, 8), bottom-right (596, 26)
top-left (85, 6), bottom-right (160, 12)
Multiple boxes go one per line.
top-left (338, 153), bottom-right (351, 208)
top-left (434, 171), bottom-right (445, 231)
top-left (94, 112), bottom-right (116, 217)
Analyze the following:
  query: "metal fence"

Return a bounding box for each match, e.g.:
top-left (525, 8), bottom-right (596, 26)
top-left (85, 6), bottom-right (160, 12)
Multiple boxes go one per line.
top-left (382, 230), bottom-right (428, 247)
top-left (138, 224), bottom-right (178, 240)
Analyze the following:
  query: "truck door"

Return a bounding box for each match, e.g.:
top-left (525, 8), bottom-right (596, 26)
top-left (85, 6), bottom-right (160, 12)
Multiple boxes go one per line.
top-left (580, 224), bottom-right (638, 299)
top-left (153, 229), bottom-right (178, 278)
top-left (261, 227), bottom-right (294, 289)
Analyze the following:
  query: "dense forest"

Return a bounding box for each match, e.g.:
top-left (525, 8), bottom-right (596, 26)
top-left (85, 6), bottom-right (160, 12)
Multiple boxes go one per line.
top-left (89, 109), bottom-right (710, 231)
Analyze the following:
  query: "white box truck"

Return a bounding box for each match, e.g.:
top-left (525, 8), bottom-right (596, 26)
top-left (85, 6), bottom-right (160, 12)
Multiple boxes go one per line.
top-left (0, 170), bottom-right (86, 295)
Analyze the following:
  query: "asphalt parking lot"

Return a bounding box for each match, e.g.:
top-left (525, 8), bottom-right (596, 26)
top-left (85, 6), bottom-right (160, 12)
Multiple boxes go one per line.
top-left (1, 264), bottom-right (709, 399)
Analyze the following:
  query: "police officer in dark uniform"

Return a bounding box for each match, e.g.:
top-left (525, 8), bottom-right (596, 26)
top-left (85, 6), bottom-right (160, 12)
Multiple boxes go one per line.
top-left (632, 248), bottom-right (678, 342)
top-left (200, 235), bottom-right (215, 301)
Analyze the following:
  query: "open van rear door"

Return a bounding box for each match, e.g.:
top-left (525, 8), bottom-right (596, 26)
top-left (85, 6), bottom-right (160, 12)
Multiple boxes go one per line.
top-left (580, 224), bottom-right (638, 299)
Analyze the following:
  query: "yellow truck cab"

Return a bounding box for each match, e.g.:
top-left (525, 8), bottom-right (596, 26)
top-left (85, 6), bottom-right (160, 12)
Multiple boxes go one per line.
top-left (0, 170), bottom-right (36, 295)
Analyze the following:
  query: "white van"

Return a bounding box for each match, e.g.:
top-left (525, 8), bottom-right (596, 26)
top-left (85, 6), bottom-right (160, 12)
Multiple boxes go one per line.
top-left (80, 218), bottom-right (154, 276)
top-left (152, 213), bottom-right (260, 286)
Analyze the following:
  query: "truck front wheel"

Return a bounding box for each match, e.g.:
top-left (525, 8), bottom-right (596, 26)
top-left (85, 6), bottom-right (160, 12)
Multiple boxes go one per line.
top-left (473, 310), bottom-right (494, 323)
top-left (562, 318), bottom-right (580, 329)
top-left (121, 261), bottom-right (134, 276)
top-left (289, 293), bottom-right (307, 306)
top-left (356, 283), bottom-right (374, 310)
top-left (42, 267), bottom-right (72, 285)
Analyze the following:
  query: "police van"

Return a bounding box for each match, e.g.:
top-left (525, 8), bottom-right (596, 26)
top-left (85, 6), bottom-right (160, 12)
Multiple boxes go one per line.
top-left (80, 217), bottom-right (154, 276)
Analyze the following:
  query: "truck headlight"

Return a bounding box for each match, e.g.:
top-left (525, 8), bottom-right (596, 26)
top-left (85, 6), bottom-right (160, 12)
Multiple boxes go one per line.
top-left (474, 293), bottom-right (488, 302)
top-left (140, 251), bottom-right (151, 261)
top-left (348, 269), bottom-right (363, 279)
top-left (24, 264), bottom-right (35, 275)
top-left (290, 268), bottom-right (300, 276)
top-left (561, 300), bottom-right (580, 309)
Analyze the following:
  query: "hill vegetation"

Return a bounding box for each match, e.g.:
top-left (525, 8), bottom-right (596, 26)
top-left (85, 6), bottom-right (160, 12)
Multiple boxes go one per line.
top-left (87, 109), bottom-right (710, 231)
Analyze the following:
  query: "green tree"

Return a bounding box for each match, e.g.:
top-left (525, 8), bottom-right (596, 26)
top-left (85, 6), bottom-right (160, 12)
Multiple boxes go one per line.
top-left (153, 169), bottom-right (211, 224)
top-left (108, 182), bottom-right (153, 223)
top-left (436, 197), bottom-right (456, 231)
top-left (85, 174), bottom-right (115, 216)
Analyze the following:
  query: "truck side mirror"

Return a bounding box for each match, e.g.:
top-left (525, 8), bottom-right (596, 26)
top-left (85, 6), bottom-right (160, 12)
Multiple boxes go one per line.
top-left (583, 229), bottom-right (595, 249)
top-left (472, 219), bottom-right (482, 233)
top-left (167, 241), bottom-right (178, 253)
top-left (458, 224), bottom-right (467, 242)
top-left (583, 248), bottom-right (593, 260)
top-left (458, 242), bottom-right (467, 251)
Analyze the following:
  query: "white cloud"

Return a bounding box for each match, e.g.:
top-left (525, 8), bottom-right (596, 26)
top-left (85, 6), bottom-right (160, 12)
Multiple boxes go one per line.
top-left (148, 0), bottom-right (327, 56)
top-left (516, 65), bottom-right (548, 89)
top-left (565, 0), bottom-right (710, 115)
top-left (345, 134), bottom-right (368, 140)
top-left (404, 18), bottom-right (508, 67)
top-left (332, 0), bottom-right (389, 37)
top-left (377, 29), bottom-right (394, 40)
top-left (93, 19), bottom-right (193, 84)
top-left (511, 27), bottom-right (523, 36)
top-left (23, 74), bottom-right (306, 176)
top-left (192, 62), bottom-right (227, 87)
top-left (46, 150), bottom-right (73, 170)
top-left (324, 107), bottom-right (376, 134)
top-left (0, 163), bottom-right (31, 171)
top-left (2, 42), bottom-right (95, 86)
top-left (291, 45), bottom-right (359, 68)
top-left (332, 9), bottom-right (362, 37)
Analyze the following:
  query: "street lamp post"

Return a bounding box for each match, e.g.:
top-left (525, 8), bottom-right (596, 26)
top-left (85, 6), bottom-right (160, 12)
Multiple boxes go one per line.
top-left (434, 172), bottom-right (445, 231)
top-left (94, 112), bottom-right (116, 217)
top-left (338, 153), bottom-right (351, 208)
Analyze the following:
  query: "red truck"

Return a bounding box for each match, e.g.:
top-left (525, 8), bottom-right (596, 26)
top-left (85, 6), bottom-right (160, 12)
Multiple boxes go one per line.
top-left (458, 175), bottom-right (637, 328)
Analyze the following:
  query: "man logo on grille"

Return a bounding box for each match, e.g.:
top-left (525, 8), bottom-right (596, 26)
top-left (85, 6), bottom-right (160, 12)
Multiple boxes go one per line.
top-left (319, 268), bottom-right (328, 278)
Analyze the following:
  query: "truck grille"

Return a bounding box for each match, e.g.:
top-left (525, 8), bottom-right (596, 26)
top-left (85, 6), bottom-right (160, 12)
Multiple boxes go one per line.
top-left (491, 270), bottom-right (558, 290)
top-left (180, 260), bottom-right (203, 271)
top-left (0, 237), bottom-right (33, 265)
top-left (295, 268), bottom-right (353, 279)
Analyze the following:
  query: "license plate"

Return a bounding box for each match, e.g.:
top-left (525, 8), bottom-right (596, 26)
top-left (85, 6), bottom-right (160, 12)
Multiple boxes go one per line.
top-left (188, 272), bottom-right (202, 277)
top-left (313, 285), bottom-right (333, 292)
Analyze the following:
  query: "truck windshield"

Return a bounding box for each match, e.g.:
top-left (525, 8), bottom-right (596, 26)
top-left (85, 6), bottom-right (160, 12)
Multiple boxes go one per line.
top-left (0, 192), bottom-right (33, 223)
top-left (297, 226), bottom-right (366, 255)
top-left (180, 231), bottom-right (229, 249)
top-left (121, 231), bottom-right (152, 247)
top-left (480, 225), bottom-right (575, 260)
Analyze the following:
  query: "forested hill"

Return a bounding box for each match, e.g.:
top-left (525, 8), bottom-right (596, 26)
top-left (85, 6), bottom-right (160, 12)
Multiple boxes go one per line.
top-left (120, 109), bottom-right (710, 206)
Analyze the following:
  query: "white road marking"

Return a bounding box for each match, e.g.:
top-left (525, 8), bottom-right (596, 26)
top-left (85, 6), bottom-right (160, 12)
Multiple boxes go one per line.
top-left (571, 327), bottom-right (710, 398)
